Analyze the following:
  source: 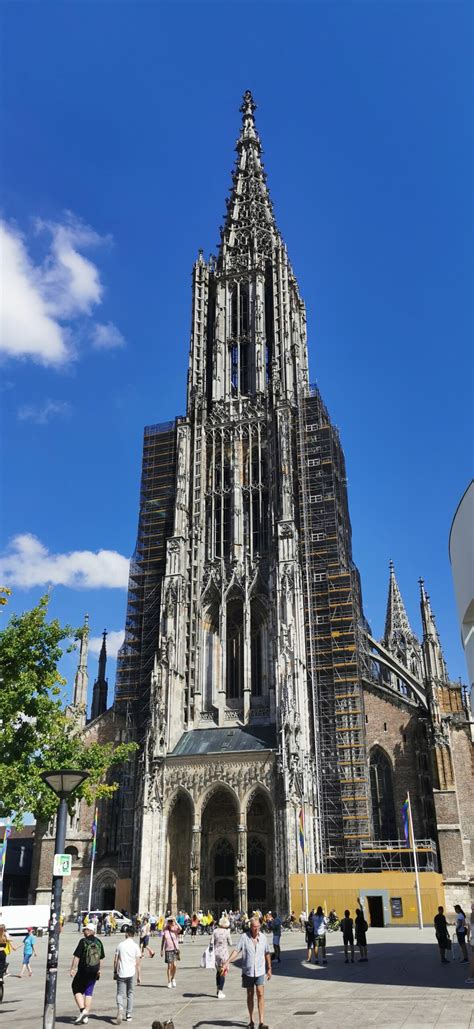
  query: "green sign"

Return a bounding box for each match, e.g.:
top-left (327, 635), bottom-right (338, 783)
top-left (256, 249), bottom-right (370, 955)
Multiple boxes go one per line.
top-left (53, 853), bottom-right (72, 877)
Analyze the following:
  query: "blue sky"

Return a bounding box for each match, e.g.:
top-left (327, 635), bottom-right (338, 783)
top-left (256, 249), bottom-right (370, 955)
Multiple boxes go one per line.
top-left (1, 1), bottom-right (472, 701)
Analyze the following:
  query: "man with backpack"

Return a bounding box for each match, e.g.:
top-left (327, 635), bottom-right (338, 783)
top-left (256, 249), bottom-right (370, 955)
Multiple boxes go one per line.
top-left (70, 923), bottom-right (105, 1024)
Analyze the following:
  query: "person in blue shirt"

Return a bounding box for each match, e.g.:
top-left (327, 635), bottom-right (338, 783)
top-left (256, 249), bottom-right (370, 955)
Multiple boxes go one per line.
top-left (19, 928), bottom-right (37, 978)
top-left (226, 916), bottom-right (272, 1029)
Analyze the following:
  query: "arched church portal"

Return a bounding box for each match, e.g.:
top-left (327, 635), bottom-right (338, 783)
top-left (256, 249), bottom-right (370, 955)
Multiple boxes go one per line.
top-left (166, 791), bottom-right (193, 913)
top-left (246, 790), bottom-right (274, 912)
top-left (200, 787), bottom-right (239, 913)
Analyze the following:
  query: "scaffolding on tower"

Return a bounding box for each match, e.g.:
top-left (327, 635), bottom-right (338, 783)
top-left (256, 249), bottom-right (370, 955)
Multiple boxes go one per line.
top-left (297, 385), bottom-right (371, 872)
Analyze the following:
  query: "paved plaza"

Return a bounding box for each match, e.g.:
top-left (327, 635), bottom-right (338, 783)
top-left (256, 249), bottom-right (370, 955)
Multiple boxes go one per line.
top-left (3, 924), bottom-right (474, 1029)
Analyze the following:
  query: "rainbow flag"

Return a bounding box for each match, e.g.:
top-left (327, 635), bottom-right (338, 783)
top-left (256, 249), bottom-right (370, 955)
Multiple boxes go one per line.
top-left (91, 808), bottom-right (98, 859)
top-left (0, 825), bottom-right (11, 871)
top-left (401, 796), bottom-right (409, 845)
top-left (298, 807), bottom-right (305, 853)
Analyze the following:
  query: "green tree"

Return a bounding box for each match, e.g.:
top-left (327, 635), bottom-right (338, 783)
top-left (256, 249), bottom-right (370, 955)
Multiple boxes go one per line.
top-left (0, 595), bottom-right (137, 825)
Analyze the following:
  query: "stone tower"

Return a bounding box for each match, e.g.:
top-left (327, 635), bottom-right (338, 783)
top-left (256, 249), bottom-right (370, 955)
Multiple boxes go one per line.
top-left (114, 92), bottom-right (473, 915)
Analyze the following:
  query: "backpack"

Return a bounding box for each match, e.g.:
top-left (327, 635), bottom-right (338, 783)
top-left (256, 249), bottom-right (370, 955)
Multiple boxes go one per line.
top-left (84, 939), bottom-right (101, 968)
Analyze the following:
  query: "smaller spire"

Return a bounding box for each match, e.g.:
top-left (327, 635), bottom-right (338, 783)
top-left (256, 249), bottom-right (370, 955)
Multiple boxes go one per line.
top-left (90, 630), bottom-right (108, 721)
top-left (71, 614), bottom-right (89, 727)
top-left (419, 578), bottom-right (449, 685)
top-left (384, 561), bottom-right (414, 643)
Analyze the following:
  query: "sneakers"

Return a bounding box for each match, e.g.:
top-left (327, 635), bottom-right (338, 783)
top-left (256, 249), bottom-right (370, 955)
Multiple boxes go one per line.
top-left (171, 979), bottom-right (177, 987)
top-left (217, 990), bottom-right (226, 999)
top-left (126, 1018), bottom-right (133, 1023)
top-left (113, 1014), bottom-right (122, 1026)
top-left (74, 1013), bottom-right (88, 1025)
top-left (167, 982), bottom-right (172, 988)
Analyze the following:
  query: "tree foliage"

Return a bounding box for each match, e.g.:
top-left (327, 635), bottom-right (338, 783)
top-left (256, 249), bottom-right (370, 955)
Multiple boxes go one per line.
top-left (0, 595), bottom-right (137, 825)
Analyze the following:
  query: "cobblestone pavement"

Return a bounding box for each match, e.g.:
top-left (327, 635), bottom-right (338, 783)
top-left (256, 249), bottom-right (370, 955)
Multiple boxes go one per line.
top-left (3, 924), bottom-right (474, 1028)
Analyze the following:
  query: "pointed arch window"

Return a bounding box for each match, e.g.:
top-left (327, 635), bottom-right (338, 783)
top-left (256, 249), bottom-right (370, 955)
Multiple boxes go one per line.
top-left (369, 748), bottom-right (397, 840)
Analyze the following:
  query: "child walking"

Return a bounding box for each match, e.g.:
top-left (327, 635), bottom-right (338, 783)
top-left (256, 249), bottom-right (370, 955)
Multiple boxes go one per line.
top-left (19, 928), bottom-right (37, 977)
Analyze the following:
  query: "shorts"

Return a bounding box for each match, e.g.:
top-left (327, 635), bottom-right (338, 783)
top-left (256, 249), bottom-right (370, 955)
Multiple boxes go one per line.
top-left (343, 934), bottom-right (354, 946)
top-left (23, 954), bottom-right (32, 965)
top-left (356, 934), bottom-right (367, 947)
top-left (72, 973), bottom-right (97, 997)
top-left (456, 931), bottom-right (467, 945)
top-left (316, 934), bottom-right (326, 946)
top-left (242, 973), bottom-right (265, 988)
top-left (191, 927), bottom-right (197, 936)
top-left (141, 935), bottom-right (150, 947)
top-left (164, 950), bottom-right (178, 964)
top-left (305, 933), bottom-right (315, 947)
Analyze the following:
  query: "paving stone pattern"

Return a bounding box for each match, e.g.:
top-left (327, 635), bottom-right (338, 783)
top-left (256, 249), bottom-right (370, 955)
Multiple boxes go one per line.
top-left (3, 925), bottom-right (474, 1028)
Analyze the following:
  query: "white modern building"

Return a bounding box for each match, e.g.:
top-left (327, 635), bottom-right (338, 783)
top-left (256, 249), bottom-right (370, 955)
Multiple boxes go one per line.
top-left (449, 480), bottom-right (474, 691)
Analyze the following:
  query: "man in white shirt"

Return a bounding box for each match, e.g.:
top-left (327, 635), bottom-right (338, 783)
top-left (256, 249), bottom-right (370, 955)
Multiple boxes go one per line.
top-left (113, 927), bottom-right (142, 1024)
top-left (226, 916), bottom-right (272, 1029)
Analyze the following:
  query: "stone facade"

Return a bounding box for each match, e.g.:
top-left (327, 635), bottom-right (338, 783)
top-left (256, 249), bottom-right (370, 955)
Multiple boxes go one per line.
top-left (31, 92), bottom-right (474, 919)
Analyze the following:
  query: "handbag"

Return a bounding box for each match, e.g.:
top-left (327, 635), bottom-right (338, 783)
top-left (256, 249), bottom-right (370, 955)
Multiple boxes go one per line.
top-left (445, 937), bottom-right (452, 950)
top-left (201, 945), bottom-right (216, 969)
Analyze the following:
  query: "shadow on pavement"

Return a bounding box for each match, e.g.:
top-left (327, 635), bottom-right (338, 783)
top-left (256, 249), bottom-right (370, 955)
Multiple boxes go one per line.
top-left (271, 941), bottom-right (472, 990)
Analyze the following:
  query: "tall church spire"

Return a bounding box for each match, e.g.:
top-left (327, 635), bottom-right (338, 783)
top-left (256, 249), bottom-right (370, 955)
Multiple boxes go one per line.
top-left (72, 614), bottom-right (89, 727)
top-left (383, 562), bottom-right (422, 676)
top-left (91, 630), bottom-right (108, 721)
top-left (219, 90), bottom-right (280, 271)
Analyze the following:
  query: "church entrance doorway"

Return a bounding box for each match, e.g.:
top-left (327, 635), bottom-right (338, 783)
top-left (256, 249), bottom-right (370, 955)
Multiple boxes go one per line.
top-left (246, 789), bottom-right (274, 913)
top-left (166, 790), bottom-right (193, 913)
top-left (200, 787), bottom-right (239, 914)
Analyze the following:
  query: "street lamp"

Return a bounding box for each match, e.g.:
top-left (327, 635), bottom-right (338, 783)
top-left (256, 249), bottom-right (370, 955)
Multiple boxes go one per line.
top-left (41, 769), bottom-right (90, 1029)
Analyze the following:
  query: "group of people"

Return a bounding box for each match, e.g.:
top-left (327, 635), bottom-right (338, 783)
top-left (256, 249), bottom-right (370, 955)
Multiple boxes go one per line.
top-left (434, 904), bottom-right (472, 970)
top-left (303, 907), bottom-right (368, 965)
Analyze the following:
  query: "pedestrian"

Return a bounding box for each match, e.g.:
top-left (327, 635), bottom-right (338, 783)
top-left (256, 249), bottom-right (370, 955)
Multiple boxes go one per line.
top-left (0, 925), bottom-right (15, 979)
top-left (304, 910), bottom-right (315, 962)
top-left (113, 925), bottom-right (142, 1025)
top-left (70, 922), bottom-right (105, 1024)
top-left (211, 914), bottom-right (232, 999)
top-left (19, 927), bottom-right (37, 977)
top-left (339, 909), bottom-right (355, 963)
top-left (76, 912), bottom-right (83, 933)
top-left (190, 913), bottom-right (199, 941)
top-left (454, 905), bottom-right (469, 962)
top-left (270, 912), bottom-right (282, 963)
top-left (139, 918), bottom-right (155, 959)
top-left (434, 905), bottom-right (451, 964)
top-left (355, 908), bottom-right (368, 961)
top-left (161, 917), bottom-right (180, 989)
top-left (226, 915), bottom-right (272, 1029)
top-left (312, 906), bottom-right (328, 965)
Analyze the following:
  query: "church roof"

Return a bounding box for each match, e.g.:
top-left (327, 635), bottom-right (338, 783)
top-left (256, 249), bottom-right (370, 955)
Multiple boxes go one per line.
top-left (384, 560), bottom-right (416, 643)
top-left (170, 724), bottom-right (277, 757)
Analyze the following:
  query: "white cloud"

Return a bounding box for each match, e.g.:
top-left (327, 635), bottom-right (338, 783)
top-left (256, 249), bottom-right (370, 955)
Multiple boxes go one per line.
top-left (17, 399), bottom-right (72, 425)
top-left (89, 629), bottom-right (125, 660)
top-left (0, 534), bottom-right (129, 590)
top-left (0, 213), bottom-right (125, 366)
top-left (91, 322), bottom-right (126, 350)
top-left (0, 222), bottom-right (70, 365)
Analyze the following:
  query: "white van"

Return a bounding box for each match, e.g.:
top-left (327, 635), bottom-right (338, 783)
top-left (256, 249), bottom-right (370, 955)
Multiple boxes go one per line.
top-left (0, 905), bottom-right (50, 936)
top-left (80, 909), bottom-right (132, 932)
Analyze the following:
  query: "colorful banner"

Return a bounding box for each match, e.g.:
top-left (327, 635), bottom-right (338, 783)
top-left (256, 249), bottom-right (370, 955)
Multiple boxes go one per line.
top-left (401, 796), bottom-right (409, 845)
top-left (91, 808), bottom-right (98, 860)
top-left (298, 807), bottom-right (305, 853)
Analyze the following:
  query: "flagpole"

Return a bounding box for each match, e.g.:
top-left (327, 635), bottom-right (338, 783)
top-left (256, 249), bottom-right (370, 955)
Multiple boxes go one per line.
top-left (407, 791), bottom-right (423, 929)
top-left (300, 802), bottom-right (309, 914)
top-left (87, 808), bottom-right (98, 912)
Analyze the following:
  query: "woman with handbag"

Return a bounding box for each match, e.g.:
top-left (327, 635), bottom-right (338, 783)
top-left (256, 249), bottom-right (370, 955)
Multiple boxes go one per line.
top-left (160, 918), bottom-right (180, 989)
top-left (454, 905), bottom-right (469, 962)
top-left (211, 916), bottom-right (232, 1000)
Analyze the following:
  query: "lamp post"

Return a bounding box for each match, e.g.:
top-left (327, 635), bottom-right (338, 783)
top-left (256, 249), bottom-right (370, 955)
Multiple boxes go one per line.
top-left (41, 770), bottom-right (90, 1029)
